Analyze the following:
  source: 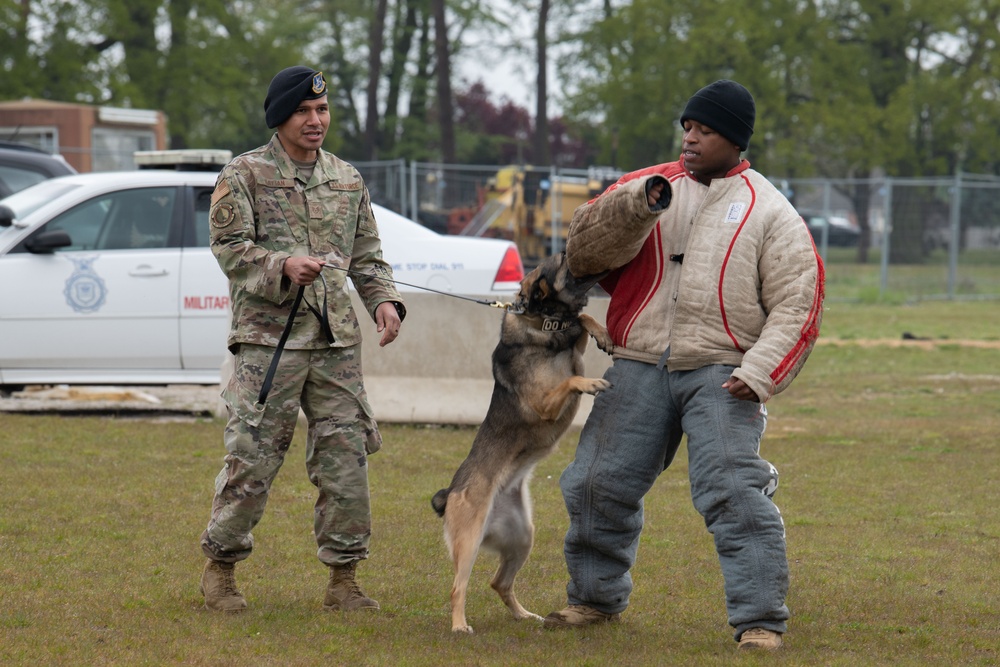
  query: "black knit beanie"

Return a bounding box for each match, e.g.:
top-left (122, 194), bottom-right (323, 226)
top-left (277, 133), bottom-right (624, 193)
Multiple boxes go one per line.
top-left (264, 66), bottom-right (328, 129)
top-left (680, 80), bottom-right (755, 151)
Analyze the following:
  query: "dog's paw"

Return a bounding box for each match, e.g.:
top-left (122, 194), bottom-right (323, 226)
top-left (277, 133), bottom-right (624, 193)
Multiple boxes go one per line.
top-left (593, 332), bottom-right (615, 355)
top-left (509, 606), bottom-right (545, 623)
top-left (451, 624), bottom-right (474, 634)
top-left (582, 378), bottom-right (611, 395)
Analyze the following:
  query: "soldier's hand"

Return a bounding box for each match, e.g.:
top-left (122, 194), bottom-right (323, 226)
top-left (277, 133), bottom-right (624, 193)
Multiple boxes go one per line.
top-left (375, 301), bottom-right (402, 347)
top-left (283, 256), bottom-right (325, 286)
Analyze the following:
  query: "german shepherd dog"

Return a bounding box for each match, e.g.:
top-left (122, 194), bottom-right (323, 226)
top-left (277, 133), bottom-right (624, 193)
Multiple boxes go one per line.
top-left (431, 252), bottom-right (613, 634)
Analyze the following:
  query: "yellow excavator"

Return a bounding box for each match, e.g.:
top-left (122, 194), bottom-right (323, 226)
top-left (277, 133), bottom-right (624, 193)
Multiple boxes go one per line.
top-left (457, 166), bottom-right (619, 266)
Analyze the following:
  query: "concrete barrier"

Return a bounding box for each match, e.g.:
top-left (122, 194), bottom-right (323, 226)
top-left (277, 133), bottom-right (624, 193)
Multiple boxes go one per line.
top-left (220, 292), bottom-right (613, 427)
top-left (358, 291), bottom-right (613, 426)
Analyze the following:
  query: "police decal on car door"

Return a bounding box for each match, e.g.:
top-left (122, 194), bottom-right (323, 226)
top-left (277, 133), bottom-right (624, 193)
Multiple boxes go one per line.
top-left (63, 256), bottom-right (108, 313)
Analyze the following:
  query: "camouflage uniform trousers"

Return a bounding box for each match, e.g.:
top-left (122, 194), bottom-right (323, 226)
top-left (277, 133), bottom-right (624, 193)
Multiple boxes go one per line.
top-left (200, 342), bottom-right (382, 566)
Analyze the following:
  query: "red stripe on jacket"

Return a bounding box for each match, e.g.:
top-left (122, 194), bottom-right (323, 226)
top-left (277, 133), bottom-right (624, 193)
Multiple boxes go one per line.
top-left (770, 225), bottom-right (826, 385)
top-left (619, 224), bottom-right (665, 346)
top-left (718, 173), bottom-right (757, 353)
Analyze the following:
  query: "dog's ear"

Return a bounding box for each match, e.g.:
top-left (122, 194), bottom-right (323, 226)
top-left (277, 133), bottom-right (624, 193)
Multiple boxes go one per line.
top-left (532, 275), bottom-right (552, 303)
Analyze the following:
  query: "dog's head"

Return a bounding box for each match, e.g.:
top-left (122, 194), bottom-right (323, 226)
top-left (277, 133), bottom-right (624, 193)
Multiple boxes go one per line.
top-left (513, 252), bottom-right (604, 320)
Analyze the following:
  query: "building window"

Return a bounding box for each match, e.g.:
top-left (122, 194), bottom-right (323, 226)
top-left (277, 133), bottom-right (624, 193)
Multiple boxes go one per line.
top-left (91, 128), bottom-right (157, 172)
top-left (0, 126), bottom-right (59, 153)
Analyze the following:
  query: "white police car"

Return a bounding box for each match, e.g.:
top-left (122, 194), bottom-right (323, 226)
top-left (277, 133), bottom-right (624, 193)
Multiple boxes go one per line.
top-left (0, 170), bottom-right (524, 391)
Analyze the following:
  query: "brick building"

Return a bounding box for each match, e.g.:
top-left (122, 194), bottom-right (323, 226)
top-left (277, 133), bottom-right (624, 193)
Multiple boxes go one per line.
top-left (0, 99), bottom-right (167, 173)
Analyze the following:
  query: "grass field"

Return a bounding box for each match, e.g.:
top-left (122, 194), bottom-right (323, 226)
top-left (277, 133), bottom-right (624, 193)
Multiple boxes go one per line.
top-left (821, 247), bottom-right (1000, 303)
top-left (2, 301), bottom-right (999, 666)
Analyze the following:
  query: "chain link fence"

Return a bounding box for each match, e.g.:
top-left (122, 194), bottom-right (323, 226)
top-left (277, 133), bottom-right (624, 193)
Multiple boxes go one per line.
top-left (354, 159), bottom-right (621, 264)
top-left (30, 139), bottom-right (999, 302)
top-left (777, 174), bottom-right (1000, 301)
top-left (355, 159), bottom-right (1000, 302)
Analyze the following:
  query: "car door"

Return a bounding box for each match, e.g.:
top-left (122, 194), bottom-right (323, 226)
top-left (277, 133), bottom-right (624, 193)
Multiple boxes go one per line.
top-left (0, 186), bottom-right (182, 372)
top-left (178, 185), bottom-right (231, 371)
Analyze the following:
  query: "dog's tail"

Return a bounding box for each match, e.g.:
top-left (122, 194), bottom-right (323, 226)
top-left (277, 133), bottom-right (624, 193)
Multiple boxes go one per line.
top-left (431, 489), bottom-right (449, 517)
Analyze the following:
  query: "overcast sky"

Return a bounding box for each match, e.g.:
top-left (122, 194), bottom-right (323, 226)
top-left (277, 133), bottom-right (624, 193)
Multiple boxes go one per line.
top-left (452, 0), bottom-right (605, 115)
top-left (454, 30), bottom-right (537, 110)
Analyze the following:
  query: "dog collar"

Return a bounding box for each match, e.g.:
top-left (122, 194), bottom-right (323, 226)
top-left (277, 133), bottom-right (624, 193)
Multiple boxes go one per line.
top-left (542, 317), bottom-right (571, 332)
top-left (521, 314), bottom-right (572, 332)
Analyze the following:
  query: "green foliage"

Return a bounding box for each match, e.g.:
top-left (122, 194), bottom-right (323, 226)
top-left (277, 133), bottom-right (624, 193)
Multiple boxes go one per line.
top-left (1, 0), bottom-right (998, 173)
top-left (558, 0), bottom-right (1000, 178)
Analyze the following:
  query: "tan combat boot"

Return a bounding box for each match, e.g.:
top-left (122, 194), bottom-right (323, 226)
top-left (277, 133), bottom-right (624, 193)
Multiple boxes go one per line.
top-left (323, 561), bottom-right (379, 611)
top-left (542, 604), bottom-right (620, 629)
top-left (738, 628), bottom-right (783, 650)
top-left (200, 560), bottom-right (247, 612)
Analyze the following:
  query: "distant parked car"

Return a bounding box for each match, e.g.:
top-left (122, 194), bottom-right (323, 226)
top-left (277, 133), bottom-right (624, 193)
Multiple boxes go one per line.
top-left (0, 170), bottom-right (524, 391)
top-left (0, 143), bottom-right (76, 198)
top-left (800, 210), bottom-right (860, 247)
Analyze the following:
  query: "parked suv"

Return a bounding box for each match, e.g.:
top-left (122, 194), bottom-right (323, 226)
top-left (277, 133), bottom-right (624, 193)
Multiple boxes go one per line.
top-left (0, 143), bottom-right (77, 198)
top-left (799, 210), bottom-right (860, 247)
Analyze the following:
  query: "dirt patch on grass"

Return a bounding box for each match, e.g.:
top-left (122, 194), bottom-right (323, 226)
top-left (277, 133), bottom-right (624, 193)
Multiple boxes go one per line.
top-left (817, 338), bottom-right (1000, 350)
top-left (0, 384), bottom-right (222, 417)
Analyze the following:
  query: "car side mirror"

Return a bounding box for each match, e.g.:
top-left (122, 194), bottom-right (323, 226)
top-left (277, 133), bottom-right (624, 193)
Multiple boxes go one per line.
top-left (0, 204), bottom-right (14, 228)
top-left (25, 229), bottom-right (73, 254)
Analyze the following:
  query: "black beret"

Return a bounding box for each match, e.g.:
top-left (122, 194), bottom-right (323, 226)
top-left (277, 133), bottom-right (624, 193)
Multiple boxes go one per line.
top-left (680, 79), bottom-right (756, 151)
top-left (264, 66), bottom-right (328, 129)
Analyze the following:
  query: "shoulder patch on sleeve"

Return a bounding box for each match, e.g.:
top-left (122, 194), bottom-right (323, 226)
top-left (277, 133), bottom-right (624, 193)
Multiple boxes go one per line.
top-left (211, 203), bottom-right (236, 228)
top-left (210, 180), bottom-right (231, 206)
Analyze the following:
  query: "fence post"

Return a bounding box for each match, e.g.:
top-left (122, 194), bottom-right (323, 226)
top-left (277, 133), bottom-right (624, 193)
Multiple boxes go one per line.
top-left (409, 161), bottom-right (418, 222)
top-left (398, 159), bottom-right (407, 219)
top-left (819, 181), bottom-right (832, 260)
top-left (947, 170), bottom-right (962, 299)
top-left (880, 177), bottom-right (892, 299)
top-left (549, 166), bottom-right (561, 256)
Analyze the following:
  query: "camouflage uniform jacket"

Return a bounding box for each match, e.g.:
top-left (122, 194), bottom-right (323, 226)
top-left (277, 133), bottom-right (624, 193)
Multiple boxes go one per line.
top-left (209, 135), bottom-right (403, 351)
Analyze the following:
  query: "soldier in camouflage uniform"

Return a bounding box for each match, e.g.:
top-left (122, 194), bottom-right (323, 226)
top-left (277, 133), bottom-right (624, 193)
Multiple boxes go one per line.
top-left (199, 66), bottom-right (405, 613)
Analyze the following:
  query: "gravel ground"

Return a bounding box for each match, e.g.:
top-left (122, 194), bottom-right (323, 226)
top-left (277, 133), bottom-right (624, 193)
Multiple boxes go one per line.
top-left (0, 384), bottom-right (224, 419)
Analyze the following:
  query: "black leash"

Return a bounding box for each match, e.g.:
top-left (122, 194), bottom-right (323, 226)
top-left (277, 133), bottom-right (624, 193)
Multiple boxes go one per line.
top-left (321, 264), bottom-right (514, 309)
top-left (256, 283), bottom-right (305, 407)
top-left (255, 266), bottom-right (517, 407)
top-left (255, 272), bottom-right (335, 406)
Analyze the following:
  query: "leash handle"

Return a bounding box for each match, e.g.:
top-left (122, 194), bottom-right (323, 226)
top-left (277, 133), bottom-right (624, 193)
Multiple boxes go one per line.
top-left (256, 284), bottom-right (305, 407)
top-left (302, 273), bottom-right (334, 343)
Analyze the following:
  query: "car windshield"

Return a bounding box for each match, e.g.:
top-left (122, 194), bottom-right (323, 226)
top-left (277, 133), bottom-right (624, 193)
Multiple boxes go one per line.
top-left (0, 181), bottom-right (82, 221)
top-left (0, 163), bottom-right (51, 195)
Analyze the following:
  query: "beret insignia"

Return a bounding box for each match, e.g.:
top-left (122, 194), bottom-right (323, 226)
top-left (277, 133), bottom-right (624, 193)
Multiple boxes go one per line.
top-left (312, 72), bottom-right (326, 95)
top-left (212, 203), bottom-right (236, 228)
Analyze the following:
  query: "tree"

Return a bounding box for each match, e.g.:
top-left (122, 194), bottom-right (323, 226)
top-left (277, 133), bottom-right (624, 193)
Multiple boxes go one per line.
top-left (454, 81), bottom-right (531, 164)
top-left (431, 0), bottom-right (456, 162)
top-left (7, 0), bottom-right (996, 226)
top-left (363, 0), bottom-right (390, 160)
top-left (814, 0), bottom-right (1000, 262)
top-left (2, 0), bottom-right (580, 169)
top-left (380, 0), bottom-right (422, 156)
top-left (394, 5), bottom-right (437, 161)
top-left (533, 0), bottom-right (550, 165)
top-left (556, 0), bottom-right (1000, 263)
top-left (0, 0), bottom-right (318, 153)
